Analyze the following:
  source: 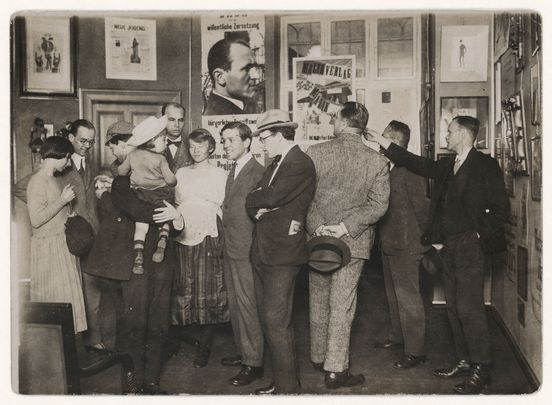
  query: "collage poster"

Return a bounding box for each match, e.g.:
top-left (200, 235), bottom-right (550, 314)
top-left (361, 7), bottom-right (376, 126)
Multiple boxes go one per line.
top-left (293, 56), bottom-right (356, 146)
top-left (105, 17), bottom-right (157, 81)
top-left (201, 13), bottom-right (266, 171)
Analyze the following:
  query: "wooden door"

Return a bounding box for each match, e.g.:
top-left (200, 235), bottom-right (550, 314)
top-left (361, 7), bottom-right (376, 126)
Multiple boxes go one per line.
top-left (80, 89), bottom-right (181, 170)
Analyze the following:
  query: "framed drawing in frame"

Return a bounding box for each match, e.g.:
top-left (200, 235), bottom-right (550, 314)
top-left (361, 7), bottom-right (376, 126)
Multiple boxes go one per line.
top-left (19, 16), bottom-right (77, 97)
top-left (440, 25), bottom-right (489, 82)
top-left (439, 97), bottom-right (489, 150)
top-left (530, 59), bottom-right (541, 125)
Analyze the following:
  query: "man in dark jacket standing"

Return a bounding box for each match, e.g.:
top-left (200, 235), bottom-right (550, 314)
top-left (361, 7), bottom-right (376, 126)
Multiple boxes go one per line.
top-left (83, 121), bottom-right (184, 394)
top-left (220, 122), bottom-right (265, 386)
top-left (370, 116), bottom-right (509, 394)
top-left (376, 121), bottom-right (430, 369)
top-left (245, 110), bottom-right (316, 394)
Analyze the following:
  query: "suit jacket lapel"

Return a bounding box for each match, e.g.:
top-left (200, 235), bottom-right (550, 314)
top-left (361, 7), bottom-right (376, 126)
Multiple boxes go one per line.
top-left (228, 157), bottom-right (255, 198)
top-left (269, 145), bottom-right (298, 186)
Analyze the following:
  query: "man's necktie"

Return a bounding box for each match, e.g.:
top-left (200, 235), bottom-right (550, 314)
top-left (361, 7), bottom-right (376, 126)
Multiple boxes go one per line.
top-left (453, 157), bottom-right (461, 175)
top-left (167, 140), bottom-right (181, 147)
top-left (270, 154), bottom-right (282, 169)
top-left (228, 163), bottom-right (236, 181)
top-left (78, 160), bottom-right (85, 178)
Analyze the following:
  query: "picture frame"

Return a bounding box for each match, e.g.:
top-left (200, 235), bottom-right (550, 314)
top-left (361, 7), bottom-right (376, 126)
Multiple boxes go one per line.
top-left (530, 13), bottom-right (541, 56)
top-left (502, 92), bottom-right (529, 176)
top-left (440, 25), bottom-right (489, 82)
top-left (494, 13), bottom-right (511, 61)
top-left (20, 16), bottom-right (77, 97)
top-left (439, 97), bottom-right (489, 150)
top-left (531, 136), bottom-right (542, 201)
top-left (530, 59), bottom-right (541, 125)
top-left (517, 246), bottom-right (528, 302)
top-left (494, 62), bottom-right (502, 124)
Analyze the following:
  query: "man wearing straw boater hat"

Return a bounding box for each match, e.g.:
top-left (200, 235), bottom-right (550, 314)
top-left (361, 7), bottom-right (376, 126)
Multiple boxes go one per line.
top-left (245, 109), bottom-right (316, 394)
top-left (306, 101), bottom-right (390, 389)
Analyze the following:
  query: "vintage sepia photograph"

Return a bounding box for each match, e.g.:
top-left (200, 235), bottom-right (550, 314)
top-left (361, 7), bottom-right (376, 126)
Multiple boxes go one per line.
top-left (7, 3), bottom-right (546, 402)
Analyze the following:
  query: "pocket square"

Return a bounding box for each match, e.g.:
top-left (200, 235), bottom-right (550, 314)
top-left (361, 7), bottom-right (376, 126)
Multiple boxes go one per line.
top-left (288, 220), bottom-right (303, 235)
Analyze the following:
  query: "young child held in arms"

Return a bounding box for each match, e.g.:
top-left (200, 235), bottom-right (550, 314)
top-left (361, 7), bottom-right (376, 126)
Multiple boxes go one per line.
top-left (118, 115), bottom-right (177, 274)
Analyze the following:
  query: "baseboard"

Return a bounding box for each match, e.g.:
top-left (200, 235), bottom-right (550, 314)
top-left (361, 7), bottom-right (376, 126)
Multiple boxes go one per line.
top-left (488, 306), bottom-right (540, 392)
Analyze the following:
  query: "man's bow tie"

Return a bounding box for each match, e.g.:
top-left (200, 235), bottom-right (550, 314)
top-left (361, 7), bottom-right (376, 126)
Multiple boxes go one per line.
top-left (272, 154), bottom-right (282, 164)
top-left (167, 140), bottom-right (181, 147)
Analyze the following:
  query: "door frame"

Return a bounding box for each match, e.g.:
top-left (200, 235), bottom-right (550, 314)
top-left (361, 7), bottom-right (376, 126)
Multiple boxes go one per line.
top-left (79, 89), bottom-right (181, 169)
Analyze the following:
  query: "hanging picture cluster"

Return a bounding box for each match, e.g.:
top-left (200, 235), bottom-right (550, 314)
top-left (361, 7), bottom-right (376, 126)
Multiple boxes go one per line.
top-left (493, 12), bottom-right (542, 201)
top-left (439, 25), bottom-right (489, 152)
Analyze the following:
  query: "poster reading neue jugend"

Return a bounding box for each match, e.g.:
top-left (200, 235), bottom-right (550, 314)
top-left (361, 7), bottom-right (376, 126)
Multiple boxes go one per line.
top-left (293, 56), bottom-right (356, 145)
top-left (105, 17), bottom-right (157, 81)
top-left (201, 13), bottom-right (266, 171)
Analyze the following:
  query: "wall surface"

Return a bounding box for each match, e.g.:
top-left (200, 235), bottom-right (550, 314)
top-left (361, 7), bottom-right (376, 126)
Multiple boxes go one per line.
top-left (490, 14), bottom-right (542, 383)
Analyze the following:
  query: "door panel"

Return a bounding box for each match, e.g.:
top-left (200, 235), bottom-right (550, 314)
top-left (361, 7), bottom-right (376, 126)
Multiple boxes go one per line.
top-left (81, 89), bottom-right (180, 170)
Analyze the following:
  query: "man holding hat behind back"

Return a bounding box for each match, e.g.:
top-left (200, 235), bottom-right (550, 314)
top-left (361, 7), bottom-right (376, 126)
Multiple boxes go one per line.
top-left (245, 109), bottom-right (316, 394)
top-left (306, 101), bottom-right (389, 389)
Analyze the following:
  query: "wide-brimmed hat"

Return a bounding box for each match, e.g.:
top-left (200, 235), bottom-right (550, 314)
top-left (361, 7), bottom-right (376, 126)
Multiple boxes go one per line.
top-left (306, 236), bottom-right (352, 273)
top-left (105, 120), bottom-right (134, 145)
top-left (127, 115), bottom-right (168, 147)
top-left (252, 109), bottom-right (298, 136)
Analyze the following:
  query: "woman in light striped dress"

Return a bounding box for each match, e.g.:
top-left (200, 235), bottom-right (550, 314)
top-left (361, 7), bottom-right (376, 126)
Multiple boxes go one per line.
top-left (26, 136), bottom-right (87, 333)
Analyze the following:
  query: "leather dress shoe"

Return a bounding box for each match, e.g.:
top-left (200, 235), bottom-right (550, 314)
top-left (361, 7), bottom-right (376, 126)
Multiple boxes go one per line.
top-left (192, 345), bottom-right (211, 368)
top-left (453, 363), bottom-right (491, 394)
top-left (140, 383), bottom-right (167, 395)
top-left (393, 354), bottom-right (426, 369)
top-left (433, 359), bottom-right (472, 378)
top-left (254, 383), bottom-right (276, 395)
top-left (229, 365), bottom-right (263, 386)
top-left (373, 339), bottom-right (403, 349)
top-left (312, 361), bottom-right (324, 372)
top-left (85, 343), bottom-right (113, 356)
top-left (221, 354), bottom-right (242, 367)
top-left (325, 369), bottom-right (365, 389)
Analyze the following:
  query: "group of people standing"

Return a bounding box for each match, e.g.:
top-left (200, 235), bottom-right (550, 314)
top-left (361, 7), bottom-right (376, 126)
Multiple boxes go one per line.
top-left (18, 98), bottom-right (508, 396)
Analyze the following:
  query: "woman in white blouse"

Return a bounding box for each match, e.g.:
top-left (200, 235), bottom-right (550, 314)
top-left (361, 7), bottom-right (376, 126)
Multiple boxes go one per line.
top-left (171, 128), bottom-right (229, 368)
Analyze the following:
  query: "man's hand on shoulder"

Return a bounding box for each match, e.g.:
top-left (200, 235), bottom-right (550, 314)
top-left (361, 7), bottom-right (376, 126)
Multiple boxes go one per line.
top-left (365, 128), bottom-right (391, 149)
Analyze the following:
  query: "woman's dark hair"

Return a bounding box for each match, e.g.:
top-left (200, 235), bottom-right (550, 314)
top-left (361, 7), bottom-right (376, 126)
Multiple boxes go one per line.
top-left (39, 136), bottom-right (74, 159)
top-left (189, 128), bottom-right (216, 155)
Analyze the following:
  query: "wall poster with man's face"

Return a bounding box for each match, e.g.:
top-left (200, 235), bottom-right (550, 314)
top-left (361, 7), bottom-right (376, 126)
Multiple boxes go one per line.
top-left (201, 13), bottom-right (266, 171)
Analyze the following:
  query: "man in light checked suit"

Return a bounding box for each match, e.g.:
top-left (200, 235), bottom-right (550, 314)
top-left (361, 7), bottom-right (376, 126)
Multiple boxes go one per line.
top-left (306, 102), bottom-right (390, 389)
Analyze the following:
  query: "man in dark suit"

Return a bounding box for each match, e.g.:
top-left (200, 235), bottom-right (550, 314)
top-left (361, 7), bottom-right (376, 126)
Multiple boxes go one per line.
top-left (245, 109), bottom-right (316, 394)
top-left (220, 122), bottom-right (265, 386)
top-left (84, 123), bottom-right (184, 394)
top-left (204, 38), bottom-right (259, 115)
top-left (370, 116), bottom-right (509, 394)
top-left (376, 120), bottom-right (430, 369)
top-left (162, 102), bottom-right (192, 172)
top-left (62, 119), bottom-right (111, 355)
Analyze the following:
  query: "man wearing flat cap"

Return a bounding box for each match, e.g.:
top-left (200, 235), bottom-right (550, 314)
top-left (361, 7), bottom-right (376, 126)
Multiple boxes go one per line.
top-left (245, 109), bottom-right (316, 394)
top-left (306, 102), bottom-right (389, 389)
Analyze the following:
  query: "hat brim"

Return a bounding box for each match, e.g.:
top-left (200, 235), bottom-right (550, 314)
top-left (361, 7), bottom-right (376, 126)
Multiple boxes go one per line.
top-left (252, 122), bottom-right (298, 137)
top-left (306, 235), bottom-right (352, 273)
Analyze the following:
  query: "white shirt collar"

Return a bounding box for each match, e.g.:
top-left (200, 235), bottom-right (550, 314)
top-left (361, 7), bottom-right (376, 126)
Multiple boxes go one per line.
top-left (213, 90), bottom-right (244, 111)
top-left (71, 153), bottom-right (85, 169)
top-left (455, 147), bottom-right (472, 163)
top-left (234, 151), bottom-right (253, 179)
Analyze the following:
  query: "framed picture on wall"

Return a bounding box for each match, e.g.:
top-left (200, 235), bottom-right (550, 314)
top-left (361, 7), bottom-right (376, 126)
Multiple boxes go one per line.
top-left (440, 25), bottom-right (489, 82)
top-left (494, 13), bottom-right (511, 61)
top-left (531, 13), bottom-right (542, 56)
top-left (439, 97), bottom-right (489, 150)
top-left (20, 16), bottom-right (77, 97)
top-left (530, 60), bottom-right (541, 125)
top-left (531, 136), bottom-right (542, 201)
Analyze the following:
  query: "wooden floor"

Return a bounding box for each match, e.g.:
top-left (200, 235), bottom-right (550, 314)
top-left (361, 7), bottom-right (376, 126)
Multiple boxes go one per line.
top-left (81, 267), bottom-right (535, 395)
